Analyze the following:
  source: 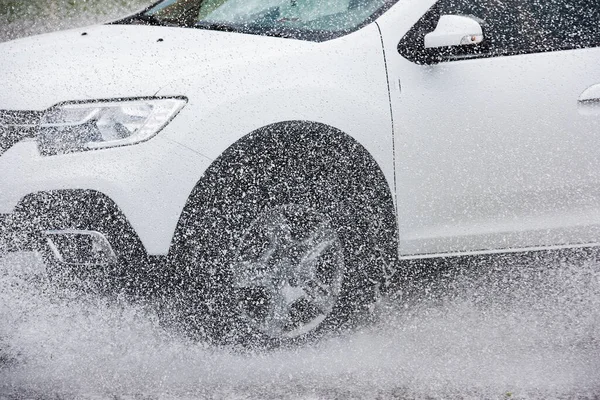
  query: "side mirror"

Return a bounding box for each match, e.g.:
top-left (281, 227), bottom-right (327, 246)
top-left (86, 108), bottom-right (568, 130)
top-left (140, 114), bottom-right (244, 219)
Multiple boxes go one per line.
top-left (424, 15), bottom-right (484, 49)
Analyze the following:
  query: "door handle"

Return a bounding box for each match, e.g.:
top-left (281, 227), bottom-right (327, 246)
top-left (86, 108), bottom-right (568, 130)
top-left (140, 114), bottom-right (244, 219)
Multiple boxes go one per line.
top-left (579, 84), bottom-right (600, 104)
top-left (578, 84), bottom-right (600, 115)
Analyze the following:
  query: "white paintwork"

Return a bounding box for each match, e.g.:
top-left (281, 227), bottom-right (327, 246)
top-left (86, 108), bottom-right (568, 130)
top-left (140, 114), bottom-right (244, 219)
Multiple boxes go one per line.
top-left (1, 0), bottom-right (599, 259)
top-left (0, 136), bottom-right (210, 254)
top-left (424, 15), bottom-right (483, 48)
top-left (0, 23), bottom-right (392, 255)
top-left (377, 1), bottom-right (600, 256)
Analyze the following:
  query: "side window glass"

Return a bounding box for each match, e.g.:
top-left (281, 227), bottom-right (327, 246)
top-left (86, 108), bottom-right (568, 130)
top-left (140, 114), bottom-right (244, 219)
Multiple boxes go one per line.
top-left (399, 0), bottom-right (600, 64)
top-left (536, 1), bottom-right (600, 50)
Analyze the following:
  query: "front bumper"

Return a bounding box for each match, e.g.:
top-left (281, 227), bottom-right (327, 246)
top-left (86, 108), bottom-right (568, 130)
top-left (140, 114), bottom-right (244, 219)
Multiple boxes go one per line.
top-left (0, 132), bottom-right (211, 255)
top-left (0, 213), bottom-right (15, 252)
top-left (1, 190), bottom-right (145, 260)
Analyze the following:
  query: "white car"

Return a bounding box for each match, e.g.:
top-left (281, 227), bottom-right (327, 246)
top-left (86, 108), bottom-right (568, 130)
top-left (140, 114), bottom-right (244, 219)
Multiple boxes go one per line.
top-left (1, 0), bottom-right (598, 345)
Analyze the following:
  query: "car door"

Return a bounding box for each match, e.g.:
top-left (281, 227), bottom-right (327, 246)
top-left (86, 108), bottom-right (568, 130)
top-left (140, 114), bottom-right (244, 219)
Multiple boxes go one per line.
top-left (377, 0), bottom-right (600, 257)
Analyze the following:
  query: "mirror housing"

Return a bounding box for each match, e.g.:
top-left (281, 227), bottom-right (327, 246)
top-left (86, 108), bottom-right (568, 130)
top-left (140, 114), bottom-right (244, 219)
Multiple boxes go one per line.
top-left (424, 15), bottom-right (484, 49)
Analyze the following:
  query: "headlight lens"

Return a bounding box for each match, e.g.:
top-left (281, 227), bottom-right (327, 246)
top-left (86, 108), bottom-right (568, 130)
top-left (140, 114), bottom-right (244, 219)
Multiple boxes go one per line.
top-left (37, 97), bottom-right (187, 155)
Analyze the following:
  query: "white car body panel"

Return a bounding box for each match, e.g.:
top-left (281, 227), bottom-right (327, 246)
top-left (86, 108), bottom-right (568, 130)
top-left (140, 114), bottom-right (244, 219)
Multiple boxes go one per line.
top-left (0, 23), bottom-right (393, 255)
top-left (154, 23), bottom-right (394, 180)
top-left (0, 135), bottom-right (210, 255)
top-left (377, 3), bottom-right (600, 256)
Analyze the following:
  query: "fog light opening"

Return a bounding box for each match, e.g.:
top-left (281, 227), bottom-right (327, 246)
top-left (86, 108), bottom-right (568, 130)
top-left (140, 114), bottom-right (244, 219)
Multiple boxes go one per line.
top-left (44, 230), bottom-right (118, 266)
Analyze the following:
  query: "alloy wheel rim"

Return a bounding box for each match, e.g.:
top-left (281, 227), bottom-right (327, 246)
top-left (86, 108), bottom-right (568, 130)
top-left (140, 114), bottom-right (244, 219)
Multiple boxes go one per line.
top-left (232, 204), bottom-right (345, 340)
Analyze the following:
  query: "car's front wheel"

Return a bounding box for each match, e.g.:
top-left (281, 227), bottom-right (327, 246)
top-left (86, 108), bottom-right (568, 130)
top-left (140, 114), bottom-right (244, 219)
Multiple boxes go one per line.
top-left (232, 204), bottom-right (345, 340)
top-left (167, 122), bottom-right (398, 347)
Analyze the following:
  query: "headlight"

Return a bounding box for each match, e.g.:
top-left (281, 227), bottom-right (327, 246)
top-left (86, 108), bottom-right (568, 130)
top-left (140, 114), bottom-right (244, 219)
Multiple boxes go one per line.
top-left (37, 97), bottom-right (187, 155)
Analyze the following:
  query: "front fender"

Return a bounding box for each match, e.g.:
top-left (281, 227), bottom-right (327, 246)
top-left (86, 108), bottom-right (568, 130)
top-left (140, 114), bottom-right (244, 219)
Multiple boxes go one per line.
top-left (156, 23), bottom-right (396, 195)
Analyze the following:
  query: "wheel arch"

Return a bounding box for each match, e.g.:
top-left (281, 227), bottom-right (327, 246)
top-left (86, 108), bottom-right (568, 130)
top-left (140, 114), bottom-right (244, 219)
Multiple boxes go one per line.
top-left (170, 120), bottom-right (398, 260)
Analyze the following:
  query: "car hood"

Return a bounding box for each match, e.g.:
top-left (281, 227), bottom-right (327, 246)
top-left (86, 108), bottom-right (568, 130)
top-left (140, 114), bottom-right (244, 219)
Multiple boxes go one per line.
top-left (0, 24), bottom-right (310, 110)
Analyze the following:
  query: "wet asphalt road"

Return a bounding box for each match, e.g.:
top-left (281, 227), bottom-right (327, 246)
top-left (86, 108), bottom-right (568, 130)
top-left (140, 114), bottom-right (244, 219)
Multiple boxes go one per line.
top-left (1, 249), bottom-right (600, 399)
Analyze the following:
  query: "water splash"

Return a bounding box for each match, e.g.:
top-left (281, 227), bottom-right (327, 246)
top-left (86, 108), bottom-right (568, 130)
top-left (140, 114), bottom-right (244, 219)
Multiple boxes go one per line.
top-left (0, 0), bottom-right (150, 43)
top-left (1, 250), bottom-right (599, 399)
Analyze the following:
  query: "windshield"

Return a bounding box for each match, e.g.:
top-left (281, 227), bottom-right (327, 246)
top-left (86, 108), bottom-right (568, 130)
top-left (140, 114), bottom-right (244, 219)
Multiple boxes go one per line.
top-left (140, 0), bottom-right (397, 40)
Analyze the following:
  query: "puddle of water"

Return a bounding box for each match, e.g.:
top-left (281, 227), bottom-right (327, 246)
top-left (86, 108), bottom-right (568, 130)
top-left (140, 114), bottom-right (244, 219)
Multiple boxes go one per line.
top-left (1, 250), bottom-right (599, 399)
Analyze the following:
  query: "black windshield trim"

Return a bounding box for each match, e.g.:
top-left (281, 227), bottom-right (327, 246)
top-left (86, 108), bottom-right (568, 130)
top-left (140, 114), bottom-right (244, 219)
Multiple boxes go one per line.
top-left (116, 13), bottom-right (182, 27)
top-left (112, 0), bottom-right (400, 42)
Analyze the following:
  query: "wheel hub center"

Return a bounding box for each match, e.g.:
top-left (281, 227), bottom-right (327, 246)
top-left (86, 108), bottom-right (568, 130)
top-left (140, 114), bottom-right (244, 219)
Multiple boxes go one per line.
top-left (232, 204), bottom-right (345, 339)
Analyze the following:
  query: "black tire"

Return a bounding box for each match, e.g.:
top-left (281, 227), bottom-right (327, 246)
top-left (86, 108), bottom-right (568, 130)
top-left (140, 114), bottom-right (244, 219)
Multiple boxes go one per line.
top-left (168, 122), bottom-right (398, 347)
